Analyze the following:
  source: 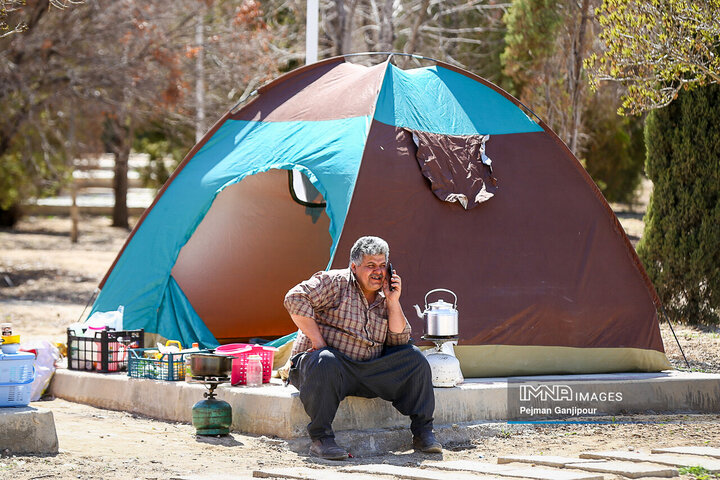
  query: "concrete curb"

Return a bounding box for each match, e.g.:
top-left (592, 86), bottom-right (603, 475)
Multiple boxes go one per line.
top-left (48, 369), bottom-right (720, 456)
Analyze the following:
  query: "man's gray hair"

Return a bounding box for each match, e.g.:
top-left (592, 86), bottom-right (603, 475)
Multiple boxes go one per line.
top-left (349, 236), bottom-right (389, 267)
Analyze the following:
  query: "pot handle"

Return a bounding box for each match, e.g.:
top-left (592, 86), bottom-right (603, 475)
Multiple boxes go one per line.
top-left (424, 288), bottom-right (457, 309)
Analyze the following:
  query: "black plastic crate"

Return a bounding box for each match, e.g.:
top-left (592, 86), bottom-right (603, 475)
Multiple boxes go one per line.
top-left (67, 328), bottom-right (144, 373)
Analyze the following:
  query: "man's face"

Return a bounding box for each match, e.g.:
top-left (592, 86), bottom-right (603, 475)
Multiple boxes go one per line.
top-left (351, 253), bottom-right (387, 295)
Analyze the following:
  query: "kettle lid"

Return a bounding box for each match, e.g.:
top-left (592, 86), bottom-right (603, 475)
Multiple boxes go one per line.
top-left (424, 288), bottom-right (458, 310)
top-left (428, 299), bottom-right (454, 310)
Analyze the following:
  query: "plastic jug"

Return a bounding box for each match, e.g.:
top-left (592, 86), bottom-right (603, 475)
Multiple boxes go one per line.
top-left (245, 354), bottom-right (263, 387)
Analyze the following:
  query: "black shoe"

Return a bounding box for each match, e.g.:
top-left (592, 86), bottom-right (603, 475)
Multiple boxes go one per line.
top-left (413, 431), bottom-right (442, 453)
top-left (309, 437), bottom-right (348, 460)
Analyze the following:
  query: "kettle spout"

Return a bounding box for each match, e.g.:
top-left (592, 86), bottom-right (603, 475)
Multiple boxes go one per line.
top-left (413, 304), bottom-right (423, 319)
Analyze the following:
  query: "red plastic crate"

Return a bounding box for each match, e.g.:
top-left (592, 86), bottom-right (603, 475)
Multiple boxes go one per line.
top-left (215, 344), bottom-right (276, 385)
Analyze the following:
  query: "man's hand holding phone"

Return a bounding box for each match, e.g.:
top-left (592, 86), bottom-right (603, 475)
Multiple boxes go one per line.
top-left (386, 261), bottom-right (394, 291)
top-left (384, 261), bottom-right (401, 302)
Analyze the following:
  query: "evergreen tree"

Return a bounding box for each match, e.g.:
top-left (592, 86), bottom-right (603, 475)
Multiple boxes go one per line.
top-left (638, 84), bottom-right (720, 324)
top-left (583, 88), bottom-right (645, 204)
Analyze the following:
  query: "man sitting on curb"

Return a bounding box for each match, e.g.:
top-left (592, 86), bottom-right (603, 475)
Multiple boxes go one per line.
top-left (284, 236), bottom-right (441, 460)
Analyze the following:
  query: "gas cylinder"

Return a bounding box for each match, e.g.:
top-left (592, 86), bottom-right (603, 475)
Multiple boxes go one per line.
top-left (192, 397), bottom-right (232, 435)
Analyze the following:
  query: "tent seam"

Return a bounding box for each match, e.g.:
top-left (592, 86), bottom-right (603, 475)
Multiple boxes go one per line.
top-left (325, 58), bottom-right (393, 269)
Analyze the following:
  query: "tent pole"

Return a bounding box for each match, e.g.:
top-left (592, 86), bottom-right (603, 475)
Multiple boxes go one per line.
top-left (76, 288), bottom-right (100, 324)
top-left (659, 305), bottom-right (690, 369)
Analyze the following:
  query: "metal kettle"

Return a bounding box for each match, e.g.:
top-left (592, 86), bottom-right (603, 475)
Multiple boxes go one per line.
top-left (413, 288), bottom-right (459, 337)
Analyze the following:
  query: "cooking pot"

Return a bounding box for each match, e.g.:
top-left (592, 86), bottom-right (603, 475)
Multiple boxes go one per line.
top-left (413, 288), bottom-right (459, 337)
top-left (189, 353), bottom-right (235, 377)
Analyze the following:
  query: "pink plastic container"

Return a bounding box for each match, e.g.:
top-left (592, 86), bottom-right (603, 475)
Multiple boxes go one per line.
top-left (215, 343), bottom-right (277, 385)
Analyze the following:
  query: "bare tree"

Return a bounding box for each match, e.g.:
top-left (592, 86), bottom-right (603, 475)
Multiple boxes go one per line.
top-left (263, 0), bottom-right (509, 79)
top-left (503, 0), bottom-right (599, 155)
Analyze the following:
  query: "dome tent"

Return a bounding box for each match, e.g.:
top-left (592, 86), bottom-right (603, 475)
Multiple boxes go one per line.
top-left (91, 54), bottom-right (670, 377)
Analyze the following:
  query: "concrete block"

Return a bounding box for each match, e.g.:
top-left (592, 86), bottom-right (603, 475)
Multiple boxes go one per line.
top-left (0, 406), bottom-right (59, 454)
top-left (580, 451), bottom-right (720, 472)
top-left (425, 460), bottom-right (604, 480)
top-left (498, 455), bottom-right (605, 467)
top-left (342, 464), bottom-right (504, 479)
top-left (567, 461), bottom-right (678, 478)
top-left (652, 446), bottom-right (720, 459)
top-left (252, 467), bottom-right (385, 479)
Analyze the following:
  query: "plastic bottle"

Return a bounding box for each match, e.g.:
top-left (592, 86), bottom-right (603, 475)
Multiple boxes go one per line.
top-left (67, 323), bottom-right (83, 369)
top-left (84, 324), bottom-right (105, 370)
top-left (245, 354), bottom-right (263, 387)
top-left (184, 342), bottom-right (201, 382)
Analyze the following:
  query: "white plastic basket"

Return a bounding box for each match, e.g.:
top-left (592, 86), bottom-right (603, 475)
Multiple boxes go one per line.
top-left (0, 352), bottom-right (35, 384)
top-left (0, 376), bottom-right (34, 407)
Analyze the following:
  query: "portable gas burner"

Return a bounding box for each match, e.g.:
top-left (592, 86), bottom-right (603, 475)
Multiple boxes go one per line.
top-left (187, 375), bottom-right (232, 435)
top-left (420, 335), bottom-right (463, 387)
top-left (415, 289), bottom-right (464, 387)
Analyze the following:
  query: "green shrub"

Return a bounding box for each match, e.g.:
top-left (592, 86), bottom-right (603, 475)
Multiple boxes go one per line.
top-left (638, 84), bottom-right (720, 324)
top-left (583, 92), bottom-right (645, 204)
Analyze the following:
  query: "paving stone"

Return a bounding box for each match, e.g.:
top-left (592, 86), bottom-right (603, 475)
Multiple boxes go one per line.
top-left (425, 460), bottom-right (605, 480)
top-left (497, 455), bottom-right (677, 478)
top-left (342, 464), bottom-right (505, 479)
top-left (580, 451), bottom-right (720, 472)
top-left (173, 475), bottom-right (256, 480)
top-left (498, 455), bottom-right (606, 468)
top-left (253, 467), bottom-right (383, 479)
top-left (567, 461), bottom-right (678, 478)
top-left (651, 446), bottom-right (720, 459)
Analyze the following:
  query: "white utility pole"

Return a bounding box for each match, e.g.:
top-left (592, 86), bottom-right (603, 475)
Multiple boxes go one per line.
top-left (306, 0), bottom-right (319, 65)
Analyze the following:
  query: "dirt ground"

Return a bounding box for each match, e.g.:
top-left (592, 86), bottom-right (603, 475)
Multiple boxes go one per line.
top-left (1, 206), bottom-right (720, 480)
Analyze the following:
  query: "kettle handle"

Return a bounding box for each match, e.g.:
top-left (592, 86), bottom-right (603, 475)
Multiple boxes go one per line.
top-left (424, 288), bottom-right (458, 309)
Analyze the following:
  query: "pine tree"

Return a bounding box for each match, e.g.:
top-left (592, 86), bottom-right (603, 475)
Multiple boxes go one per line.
top-left (638, 84), bottom-right (720, 324)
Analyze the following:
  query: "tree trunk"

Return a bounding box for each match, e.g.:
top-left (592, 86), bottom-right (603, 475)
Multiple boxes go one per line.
top-left (69, 112), bottom-right (79, 243)
top-left (108, 115), bottom-right (132, 230)
top-left (195, 6), bottom-right (206, 143)
top-left (70, 180), bottom-right (79, 243)
top-left (112, 137), bottom-right (130, 229)
top-left (377, 0), bottom-right (394, 52)
top-left (401, 0), bottom-right (430, 67)
top-left (328, 0), bottom-right (357, 55)
top-left (568, 0), bottom-right (591, 155)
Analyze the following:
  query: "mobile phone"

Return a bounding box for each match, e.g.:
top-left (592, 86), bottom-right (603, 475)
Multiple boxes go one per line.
top-left (387, 261), bottom-right (394, 291)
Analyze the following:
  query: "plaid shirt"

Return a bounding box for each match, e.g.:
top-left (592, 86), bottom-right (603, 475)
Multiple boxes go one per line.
top-left (285, 268), bottom-right (411, 361)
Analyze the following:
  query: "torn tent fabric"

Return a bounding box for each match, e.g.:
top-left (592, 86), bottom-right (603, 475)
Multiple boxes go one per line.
top-left (409, 130), bottom-right (498, 209)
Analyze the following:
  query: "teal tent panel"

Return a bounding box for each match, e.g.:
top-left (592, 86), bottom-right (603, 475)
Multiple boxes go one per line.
top-left (374, 64), bottom-right (543, 135)
top-left (265, 331), bottom-right (297, 348)
top-left (91, 115), bottom-right (370, 345)
top-left (157, 276), bottom-right (219, 349)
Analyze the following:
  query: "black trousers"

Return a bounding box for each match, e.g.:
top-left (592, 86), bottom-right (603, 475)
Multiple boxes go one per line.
top-left (288, 343), bottom-right (435, 440)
